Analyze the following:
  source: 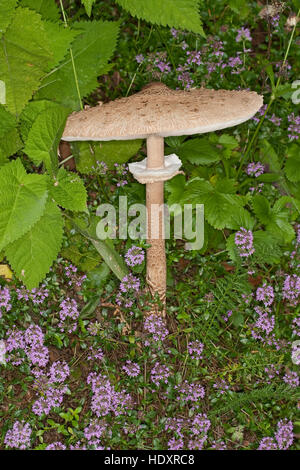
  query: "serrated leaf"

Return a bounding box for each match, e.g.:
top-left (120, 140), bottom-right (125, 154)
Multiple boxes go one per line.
top-left (116, 0), bottom-right (204, 35)
top-left (175, 138), bottom-right (220, 165)
top-left (0, 105), bottom-right (22, 161)
top-left (43, 21), bottom-right (81, 70)
top-left (74, 139), bottom-right (142, 173)
top-left (285, 143), bottom-right (300, 183)
top-left (50, 168), bottom-right (87, 211)
top-left (19, 100), bottom-right (60, 142)
top-left (81, 0), bottom-right (96, 16)
top-left (19, 0), bottom-right (60, 21)
top-left (252, 194), bottom-right (272, 225)
top-left (259, 139), bottom-right (281, 173)
top-left (218, 134), bottom-right (239, 149)
top-left (0, 159), bottom-right (48, 250)
top-left (0, 7), bottom-right (53, 115)
top-left (5, 200), bottom-right (63, 289)
top-left (24, 104), bottom-right (69, 173)
top-left (61, 235), bottom-right (101, 272)
top-left (165, 174), bottom-right (186, 206)
top-left (37, 20), bottom-right (119, 110)
top-left (183, 178), bottom-right (246, 230)
top-left (0, 0), bottom-right (18, 34)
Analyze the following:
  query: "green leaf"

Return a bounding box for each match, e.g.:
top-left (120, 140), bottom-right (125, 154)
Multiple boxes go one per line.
top-left (43, 21), bottom-right (81, 70)
top-left (227, 230), bottom-right (282, 264)
top-left (74, 139), bottom-right (142, 173)
top-left (259, 139), bottom-right (281, 173)
top-left (81, 0), bottom-right (96, 16)
top-left (285, 143), bottom-right (300, 183)
top-left (91, 238), bottom-right (128, 281)
top-left (183, 178), bottom-right (246, 230)
top-left (228, 0), bottom-right (250, 19)
top-left (5, 200), bottom-right (63, 289)
top-left (24, 104), bottom-right (69, 173)
top-left (61, 234), bottom-right (101, 272)
top-left (175, 138), bottom-right (220, 165)
top-left (0, 0), bottom-right (18, 34)
top-left (218, 134), bottom-right (239, 150)
top-left (19, 100), bottom-right (60, 142)
top-left (50, 168), bottom-right (87, 212)
top-left (0, 105), bottom-right (22, 162)
top-left (37, 20), bottom-right (119, 110)
top-left (165, 174), bottom-right (186, 206)
top-left (116, 0), bottom-right (204, 35)
top-left (0, 159), bottom-right (48, 250)
top-left (0, 6), bottom-right (53, 115)
top-left (252, 194), bottom-right (272, 225)
top-left (19, 0), bottom-right (60, 21)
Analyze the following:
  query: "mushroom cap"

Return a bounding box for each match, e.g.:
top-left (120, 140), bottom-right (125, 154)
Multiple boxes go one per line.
top-left (62, 82), bottom-right (263, 142)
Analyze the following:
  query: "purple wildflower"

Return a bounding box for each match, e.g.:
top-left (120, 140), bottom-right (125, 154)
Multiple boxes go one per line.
top-left (235, 227), bottom-right (255, 257)
top-left (256, 283), bottom-right (274, 307)
top-left (4, 421), bottom-right (32, 450)
top-left (125, 246), bottom-right (145, 267)
top-left (122, 360), bottom-right (141, 377)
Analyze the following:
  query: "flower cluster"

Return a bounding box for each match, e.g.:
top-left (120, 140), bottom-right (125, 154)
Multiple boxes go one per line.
top-left (4, 421), bottom-right (32, 450)
top-left (150, 362), bottom-right (171, 387)
top-left (258, 419), bottom-right (293, 450)
top-left (246, 162), bottom-right (265, 177)
top-left (122, 360), bottom-right (141, 377)
top-left (124, 246), bottom-right (145, 267)
top-left (174, 381), bottom-right (205, 404)
top-left (0, 286), bottom-right (12, 318)
top-left (87, 372), bottom-right (132, 417)
top-left (144, 313), bottom-right (169, 344)
top-left (187, 340), bottom-right (204, 360)
top-left (256, 283), bottom-right (274, 307)
top-left (58, 298), bottom-right (79, 333)
top-left (282, 275), bottom-right (300, 306)
top-left (235, 227), bottom-right (255, 257)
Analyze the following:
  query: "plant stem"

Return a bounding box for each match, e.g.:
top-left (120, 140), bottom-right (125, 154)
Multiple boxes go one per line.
top-left (59, 0), bottom-right (83, 111)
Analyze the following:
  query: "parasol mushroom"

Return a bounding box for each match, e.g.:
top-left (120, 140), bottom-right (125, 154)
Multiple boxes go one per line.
top-left (62, 82), bottom-right (263, 313)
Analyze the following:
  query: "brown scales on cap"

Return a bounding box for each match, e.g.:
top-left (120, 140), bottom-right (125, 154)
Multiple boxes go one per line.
top-left (62, 82), bottom-right (263, 142)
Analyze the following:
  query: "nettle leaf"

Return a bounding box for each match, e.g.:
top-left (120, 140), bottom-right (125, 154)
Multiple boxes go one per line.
top-left (0, 106), bottom-right (22, 163)
top-left (50, 168), bottom-right (87, 212)
top-left (0, 0), bottom-right (18, 34)
top-left (37, 20), bottom-right (119, 110)
top-left (19, 0), bottom-right (60, 21)
top-left (24, 104), bottom-right (69, 173)
top-left (174, 138), bottom-right (220, 165)
top-left (5, 200), bottom-right (63, 289)
top-left (81, 0), bottom-right (97, 17)
top-left (43, 22), bottom-right (81, 70)
top-left (285, 143), bottom-right (300, 183)
top-left (73, 139), bottom-right (142, 173)
top-left (116, 0), bottom-right (204, 35)
top-left (218, 134), bottom-right (239, 150)
top-left (19, 100), bottom-right (60, 142)
top-left (252, 194), bottom-right (272, 225)
top-left (0, 159), bottom-right (48, 250)
top-left (183, 178), bottom-right (246, 230)
top-left (0, 7), bottom-right (53, 115)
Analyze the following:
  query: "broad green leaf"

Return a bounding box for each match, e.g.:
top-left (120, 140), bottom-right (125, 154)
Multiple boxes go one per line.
top-left (50, 168), bottom-right (87, 212)
top-left (183, 178), bottom-right (246, 230)
top-left (74, 139), bottom-right (142, 173)
top-left (0, 0), bottom-right (17, 34)
top-left (19, 0), bottom-right (60, 21)
top-left (175, 138), bottom-right (220, 165)
top-left (165, 174), bottom-right (186, 206)
top-left (19, 100), bottom-right (60, 142)
top-left (252, 195), bottom-right (272, 225)
top-left (43, 21), bottom-right (81, 70)
top-left (285, 143), bottom-right (300, 183)
top-left (5, 200), bottom-right (63, 289)
top-left (0, 105), bottom-right (22, 162)
top-left (81, 0), bottom-right (96, 16)
top-left (0, 7), bottom-right (53, 115)
top-left (259, 139), bottom-right (281, 173)
top-left (116, 0), bottom-right (204, 35)
top-left (218, 134), bottom-right (239, 149)
top-left (253, 194), bottom-right (294, 243)
top-left (0, 159), bottom-right (48, 250)
top-left (24, 104), bottom-right (69, 173)
top-left (37, 20), bottom-right (119, 110)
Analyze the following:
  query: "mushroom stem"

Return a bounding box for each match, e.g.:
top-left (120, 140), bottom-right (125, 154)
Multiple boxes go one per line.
top-left (146, 135), bottom-right (166, 311)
